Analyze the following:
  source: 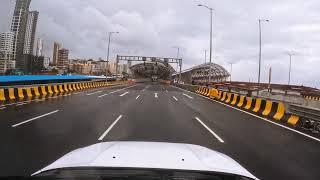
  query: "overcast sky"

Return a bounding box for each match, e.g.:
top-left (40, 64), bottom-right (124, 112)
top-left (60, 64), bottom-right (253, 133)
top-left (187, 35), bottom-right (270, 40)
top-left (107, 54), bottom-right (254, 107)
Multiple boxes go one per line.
top-left (0, 0), bottom-right (319, 87)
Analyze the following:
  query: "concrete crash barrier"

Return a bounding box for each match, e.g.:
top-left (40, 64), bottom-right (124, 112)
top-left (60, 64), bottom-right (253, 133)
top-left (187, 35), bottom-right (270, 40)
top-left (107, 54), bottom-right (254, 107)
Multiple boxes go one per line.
top-left (194, 86), bottom-right (301, 127)
top-left (0, 81), bottom-right (128, 103)
top-left (304, 95), bottom-right (320, 101)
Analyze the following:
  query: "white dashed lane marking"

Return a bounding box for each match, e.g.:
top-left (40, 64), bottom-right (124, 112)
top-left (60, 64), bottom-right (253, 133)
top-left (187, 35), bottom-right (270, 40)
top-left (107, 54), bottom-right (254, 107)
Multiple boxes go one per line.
top-left (119, 92), bottom-right (129, 97)
top-left (86, 91), bottom-right (102, 96)
top-left (183, 93), bottom-right (193, 99)
top-left (172, 96), bottom-right (178, 101)
top-left (12, 110), bottom-right (60, 128)
top-left (195, 117), bottom-right (224, 143)
top-left (98, 115), bottom-right (123, 141)
top-left (98, 85), bottom-right (137, 98)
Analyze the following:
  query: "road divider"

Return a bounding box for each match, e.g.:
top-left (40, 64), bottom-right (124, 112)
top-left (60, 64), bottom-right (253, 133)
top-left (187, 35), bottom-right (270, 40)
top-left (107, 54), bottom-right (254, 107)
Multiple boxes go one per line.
top-left (0, 81), bottom-right (130, 106)
top-left (194, 86), bottom-right (301, 127)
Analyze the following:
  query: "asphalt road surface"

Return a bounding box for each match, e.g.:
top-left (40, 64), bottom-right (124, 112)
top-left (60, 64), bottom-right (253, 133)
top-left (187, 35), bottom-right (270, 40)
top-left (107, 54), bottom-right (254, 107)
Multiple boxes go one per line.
top-left (0, 82), bottom-right (319, 179)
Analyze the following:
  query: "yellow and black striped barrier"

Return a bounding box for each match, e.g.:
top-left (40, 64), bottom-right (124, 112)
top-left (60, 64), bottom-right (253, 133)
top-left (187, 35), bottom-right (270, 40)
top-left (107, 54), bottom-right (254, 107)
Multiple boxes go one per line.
top-left (195, 86), bottom-right (301, 127)
top-left (0, 81), bottom-right (129, 105)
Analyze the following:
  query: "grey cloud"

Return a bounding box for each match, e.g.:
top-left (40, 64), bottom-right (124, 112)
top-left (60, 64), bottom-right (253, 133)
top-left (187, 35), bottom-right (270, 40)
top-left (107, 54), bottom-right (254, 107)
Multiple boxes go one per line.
top-left (0, 0), bottom-right (319, 87)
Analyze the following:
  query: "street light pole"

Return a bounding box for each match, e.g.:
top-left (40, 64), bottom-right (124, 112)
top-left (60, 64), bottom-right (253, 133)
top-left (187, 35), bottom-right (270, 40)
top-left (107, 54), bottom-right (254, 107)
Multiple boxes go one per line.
top-left (228, 62), bottom-right (233, 83)
top-left (106, 31), bottom-right (119, 82)
top-left (198, 4), bottom-right (213, 84)
top-left (257, 19), bottom-right (269, 96)
top-left (287, 53), bottom-right (294, 85)
top-left (172, 46), bottom-right (181, 82)
top-left (204, 50), bottom-right (207, 63)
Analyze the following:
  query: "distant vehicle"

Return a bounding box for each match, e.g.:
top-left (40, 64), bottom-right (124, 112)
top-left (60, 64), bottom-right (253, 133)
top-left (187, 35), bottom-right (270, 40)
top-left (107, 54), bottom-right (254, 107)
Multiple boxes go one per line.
top-left (152, 75), bottom-right (158, 81)
top-left (33, 142), bottom-right (257, 179)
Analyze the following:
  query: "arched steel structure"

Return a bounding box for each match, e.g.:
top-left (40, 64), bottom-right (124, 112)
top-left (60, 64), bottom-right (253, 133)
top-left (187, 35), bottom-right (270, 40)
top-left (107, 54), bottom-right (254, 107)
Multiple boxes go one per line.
top-left (130, 61), bottom-right (176, 80)
top-left (172, 62), bottom-right (230, 84)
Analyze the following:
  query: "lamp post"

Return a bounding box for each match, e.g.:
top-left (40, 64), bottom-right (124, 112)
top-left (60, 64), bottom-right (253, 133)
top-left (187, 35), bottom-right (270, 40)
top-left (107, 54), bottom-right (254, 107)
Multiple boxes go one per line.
top-left (287, 53), bottom-right (294, 85)
top-left (198, 4), bottom-right (213, 84)
top-left (257, 19), bottom-right (269, 96)
top-left (227, 62), bottom-right (233, 83)
top-left (204, 50), bottom-right (207, 63)
top-left (172, 46), bottom-right (181, 82)
top-left (106, 31), bottom-right (119, 81)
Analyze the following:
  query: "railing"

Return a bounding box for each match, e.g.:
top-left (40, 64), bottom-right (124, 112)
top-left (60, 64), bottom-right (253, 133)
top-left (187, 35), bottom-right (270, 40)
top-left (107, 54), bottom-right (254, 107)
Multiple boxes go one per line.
top-left (289, 104), bottom-right (320, 133)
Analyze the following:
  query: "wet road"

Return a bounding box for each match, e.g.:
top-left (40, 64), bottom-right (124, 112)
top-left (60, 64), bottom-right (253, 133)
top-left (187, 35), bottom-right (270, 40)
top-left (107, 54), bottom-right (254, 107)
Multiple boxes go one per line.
top-left (0, 83), bottom-right (319, 179)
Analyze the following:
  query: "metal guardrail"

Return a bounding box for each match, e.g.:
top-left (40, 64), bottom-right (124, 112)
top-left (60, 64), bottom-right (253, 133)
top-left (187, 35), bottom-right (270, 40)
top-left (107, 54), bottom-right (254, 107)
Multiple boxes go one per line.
top-left (289, 104), bottom-right (320, 133)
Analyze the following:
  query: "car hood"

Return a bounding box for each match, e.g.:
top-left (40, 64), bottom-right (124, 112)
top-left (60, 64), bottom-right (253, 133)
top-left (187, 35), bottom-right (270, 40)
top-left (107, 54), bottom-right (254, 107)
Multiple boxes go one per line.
top-left (33, 141), bottom-right (257, 179)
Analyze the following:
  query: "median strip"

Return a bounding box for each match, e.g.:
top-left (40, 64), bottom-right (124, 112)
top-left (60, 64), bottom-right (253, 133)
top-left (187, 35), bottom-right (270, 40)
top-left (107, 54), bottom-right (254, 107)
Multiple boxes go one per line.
top-left (12, 110), bottom-right (59, 128)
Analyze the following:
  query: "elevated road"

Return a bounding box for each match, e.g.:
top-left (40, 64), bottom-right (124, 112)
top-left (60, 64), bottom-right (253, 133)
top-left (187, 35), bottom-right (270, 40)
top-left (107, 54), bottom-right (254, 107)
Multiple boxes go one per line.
top-left (0, 83), bottom-right (319, 179)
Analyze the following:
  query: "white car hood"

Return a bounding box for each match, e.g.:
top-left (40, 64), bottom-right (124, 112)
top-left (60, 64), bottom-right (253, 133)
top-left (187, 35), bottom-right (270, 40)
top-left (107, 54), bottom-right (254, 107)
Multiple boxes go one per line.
top-left (33, 141), bottom-right (257, 179)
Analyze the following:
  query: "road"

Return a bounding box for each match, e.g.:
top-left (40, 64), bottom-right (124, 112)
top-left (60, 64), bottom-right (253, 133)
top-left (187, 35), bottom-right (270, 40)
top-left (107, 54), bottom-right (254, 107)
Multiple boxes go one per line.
top-left (0, 82), bottom-right (319, 179)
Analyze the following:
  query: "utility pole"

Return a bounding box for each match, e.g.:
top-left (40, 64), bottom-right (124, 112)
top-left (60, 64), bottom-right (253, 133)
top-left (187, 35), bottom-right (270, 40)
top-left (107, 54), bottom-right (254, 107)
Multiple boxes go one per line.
top-left (204, 50), bottom-right (207, 63)
top-left (198, 4), bottom-right (214, 84)
top-left (106, 31), bottom-right (119, 81)
top-left (257, 19), bottom-right (269, 96)
top-left (287, 53), bottom-right (294, 85)
top-left (268, 67), bottom-right (272, 92)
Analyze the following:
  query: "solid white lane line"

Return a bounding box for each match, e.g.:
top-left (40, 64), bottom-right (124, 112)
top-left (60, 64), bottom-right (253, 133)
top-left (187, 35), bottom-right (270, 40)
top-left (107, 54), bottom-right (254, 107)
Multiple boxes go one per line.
top-left (0, 107), bottom-right (6, 110)
top-left (86, 91), bottom-right (102, 96)
top-left (98, 115), bottom-right (123, 141)
top-left (12, 110), bottom-right (59, 128)
top-left (172, 85), bottom-right (320, 143)
top-left (183, 93), bottom-right (193, 99)
top-left (155, 93), bottom-right (158, 98)
top-left (195, 117), bottom-right (224, 143)
top-left (98, 85), bottom-right (137, 98)
top-left (136, 95), bottom-right (140, 100)
top-left (119, 92), bottom-right (129, 97)
top-left (172, 96), bottom-right (178, 101)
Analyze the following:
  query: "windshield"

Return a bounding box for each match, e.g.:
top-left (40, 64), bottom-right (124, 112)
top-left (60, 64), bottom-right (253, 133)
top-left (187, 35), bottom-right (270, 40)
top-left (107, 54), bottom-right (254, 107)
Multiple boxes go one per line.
top-left (36, 168), bottom-right (253, 180)
top-left (0, 0), bottom-right (320, 180)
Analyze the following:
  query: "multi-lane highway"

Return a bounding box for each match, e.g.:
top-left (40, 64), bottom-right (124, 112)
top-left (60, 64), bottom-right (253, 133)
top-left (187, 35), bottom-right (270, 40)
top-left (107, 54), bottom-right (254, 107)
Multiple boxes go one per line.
top-left (0, 82), bottom-right (319, 179)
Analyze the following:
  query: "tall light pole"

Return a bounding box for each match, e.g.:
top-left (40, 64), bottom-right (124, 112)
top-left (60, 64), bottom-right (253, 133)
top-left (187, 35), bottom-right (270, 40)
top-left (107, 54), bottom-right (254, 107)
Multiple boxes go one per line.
top-left (198, 4), bottom-right (213, 84)
top-left (227, 62), bottom-right (233, 83)
top-left (287, 52), bottom-right (294, 85)
top-left (257, 19), bottom-right (269, 96)
top-left (204, 50), bottom-right (207, 63)
top-left (172, 46), bottom-right (181, 82)
top-left (106, 31), bottom-right (119, 81)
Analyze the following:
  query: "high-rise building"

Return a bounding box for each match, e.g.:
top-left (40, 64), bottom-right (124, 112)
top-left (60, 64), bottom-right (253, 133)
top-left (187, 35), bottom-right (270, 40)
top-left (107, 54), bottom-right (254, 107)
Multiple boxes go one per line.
top-left (0, 32), bottom-right (15, 73)
top-left (11, 0), bottom-right (32, 70)
top-left (57, 48), bottom-right (69, 72)
top-left (23, 10), bottom-right (38, 55)
top-left (52, 42), bottom-right (61, 65)
top-left (36, 37), bottom-right (43, 56)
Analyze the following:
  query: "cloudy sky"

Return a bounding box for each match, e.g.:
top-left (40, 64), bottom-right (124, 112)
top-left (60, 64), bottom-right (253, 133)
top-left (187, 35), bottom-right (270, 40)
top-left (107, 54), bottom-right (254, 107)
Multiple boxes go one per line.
top-left (0, 0), bottom-right (319, 87)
